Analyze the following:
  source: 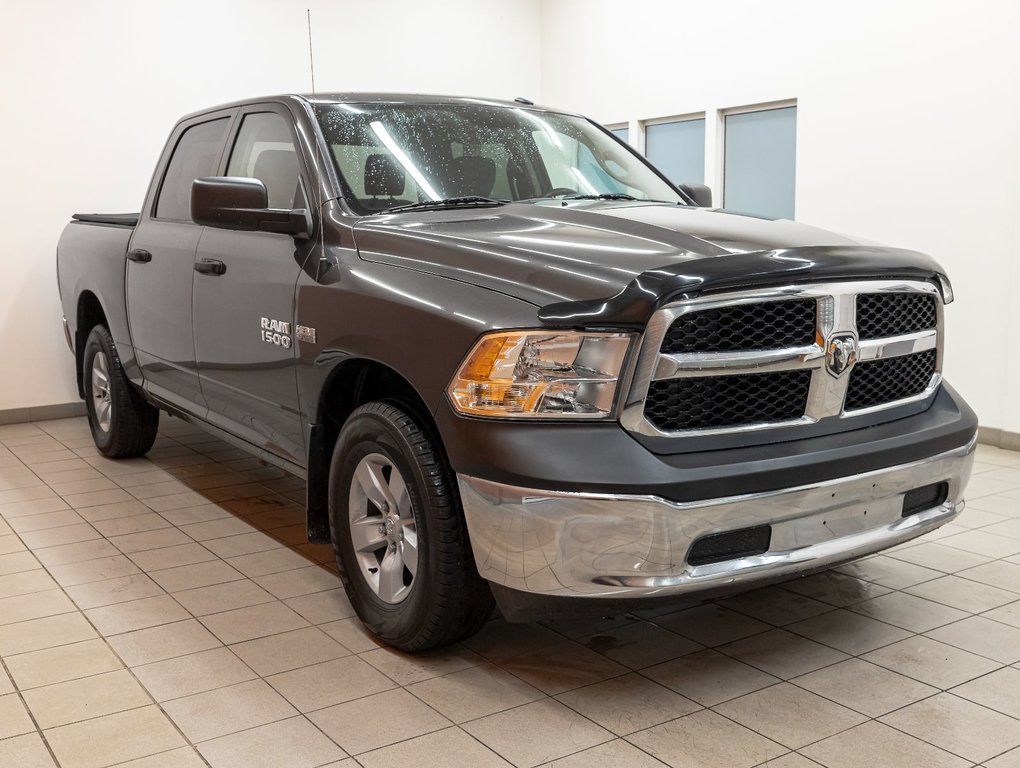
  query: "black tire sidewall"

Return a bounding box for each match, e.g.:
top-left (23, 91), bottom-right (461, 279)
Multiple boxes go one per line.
top-left (329, 406), bottom-right (438, 645)
top-left (83, 328), bottom-right (116, 453)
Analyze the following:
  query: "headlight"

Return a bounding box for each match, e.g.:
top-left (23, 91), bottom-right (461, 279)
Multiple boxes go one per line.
top-left (448, 331), bottom-right (633, 418)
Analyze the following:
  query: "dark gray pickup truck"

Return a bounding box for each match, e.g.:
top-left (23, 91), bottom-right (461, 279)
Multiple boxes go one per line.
top-left (56, 93), bottom-right (977, 650)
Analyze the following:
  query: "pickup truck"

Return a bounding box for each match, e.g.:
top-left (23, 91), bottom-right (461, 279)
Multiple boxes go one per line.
top-left (56, 93), bottom-right (977, 651)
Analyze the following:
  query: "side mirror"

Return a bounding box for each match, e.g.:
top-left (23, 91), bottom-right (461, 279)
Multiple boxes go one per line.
top-left (191, 177), bottom-right (310, 237)
top-left (679, 183), bottom-right (713, 207)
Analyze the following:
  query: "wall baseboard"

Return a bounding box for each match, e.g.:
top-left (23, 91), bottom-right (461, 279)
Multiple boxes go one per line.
top-left (0, 402), bottom-right (87, 425)
top-left (978, 426), bottom-right (1020, 452)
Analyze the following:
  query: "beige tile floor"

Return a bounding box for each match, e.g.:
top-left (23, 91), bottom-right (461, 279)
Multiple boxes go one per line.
top-left (0, 416), bottom-right (1017, 768)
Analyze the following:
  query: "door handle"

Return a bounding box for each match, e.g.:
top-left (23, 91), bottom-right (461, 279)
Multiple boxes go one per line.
top-left (127, 249), bottom-right (152, 264)
top-left (194, 258), bottom-right (227, 276)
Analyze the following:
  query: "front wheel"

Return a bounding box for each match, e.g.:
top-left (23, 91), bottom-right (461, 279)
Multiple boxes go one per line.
top-left (83, 325), bottom-right (159, 457)
top-left (328, 401), bottom-right (493, 651)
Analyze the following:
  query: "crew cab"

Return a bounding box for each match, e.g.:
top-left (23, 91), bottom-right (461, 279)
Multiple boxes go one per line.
top-left (56, 94), bottom-right (977, 650)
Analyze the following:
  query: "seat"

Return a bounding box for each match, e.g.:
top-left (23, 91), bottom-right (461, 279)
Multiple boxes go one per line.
top-left (446, 156), bottom-right (497, 198)
top-left (252, 149), bottom-right (300, 209)
top-left (363, 153), bottom-right (407, 210)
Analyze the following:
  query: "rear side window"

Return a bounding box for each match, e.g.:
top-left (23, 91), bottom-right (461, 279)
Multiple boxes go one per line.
top-left (226, 112), bottom-right (302, 209)
top-left (155, 118), bottom-right (229, 221)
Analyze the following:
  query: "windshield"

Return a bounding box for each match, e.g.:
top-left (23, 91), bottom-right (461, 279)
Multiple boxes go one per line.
top-left (314, 102), bottom-right (686, 213)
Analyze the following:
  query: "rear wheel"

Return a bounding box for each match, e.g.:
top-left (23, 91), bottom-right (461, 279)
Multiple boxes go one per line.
top-left (83, 326), bottom-right (159, 457)
top-left (328, 401), bottom-right (493, 651)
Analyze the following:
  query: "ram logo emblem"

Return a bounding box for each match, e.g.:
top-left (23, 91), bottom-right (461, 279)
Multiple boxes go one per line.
top-left (826, 333), bottom-right (858, 377)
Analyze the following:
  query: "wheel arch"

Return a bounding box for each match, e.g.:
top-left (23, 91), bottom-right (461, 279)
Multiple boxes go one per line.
top-left (74, 290), bottom-right (109, 399)
top-left (306, 357), bottom-right (449, 544)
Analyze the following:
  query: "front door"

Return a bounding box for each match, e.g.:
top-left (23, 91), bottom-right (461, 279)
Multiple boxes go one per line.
top-left (126, 114), bottom-right (232, 412)
top-left (192, 107), bottom-right (309, 464)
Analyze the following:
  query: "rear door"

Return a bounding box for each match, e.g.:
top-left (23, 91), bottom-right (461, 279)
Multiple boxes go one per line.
top-left (126, 112), bottom-right (233, 412)
top-left (191, 105), bottom-right (309, 464)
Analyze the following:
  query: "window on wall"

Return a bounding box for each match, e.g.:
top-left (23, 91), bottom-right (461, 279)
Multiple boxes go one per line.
top-left (723, 106), bottom-right (797, 219)
top-left (608, 125), bottom-right (629, 144)
top-left (644, 118), bottom-right (705, 186)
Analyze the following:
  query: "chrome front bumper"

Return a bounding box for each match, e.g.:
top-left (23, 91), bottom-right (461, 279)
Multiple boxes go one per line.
top-left (458, 438), bottom-right (975, 598)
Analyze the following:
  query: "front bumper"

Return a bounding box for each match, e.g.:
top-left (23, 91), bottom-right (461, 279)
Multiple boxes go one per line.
top-left (459, 437), bottom-right (975, 598)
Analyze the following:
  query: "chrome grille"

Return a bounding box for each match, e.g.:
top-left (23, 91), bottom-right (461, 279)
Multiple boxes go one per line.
top-left (856, 293), bottom-right (937, 339)
top-left (660, 299), bottom-right (816, 353)
top-left (623, 280), bottom-right (943, 437)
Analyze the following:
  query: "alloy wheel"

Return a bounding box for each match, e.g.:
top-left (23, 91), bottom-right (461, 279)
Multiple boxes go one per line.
top-left (347, 452), bottom-right (418, 603)
top-left (91, 351), bottom-right (113, 433)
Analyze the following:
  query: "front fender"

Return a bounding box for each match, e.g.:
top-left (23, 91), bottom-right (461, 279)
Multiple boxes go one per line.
top-left (295, 258), bottom-right (540, 427)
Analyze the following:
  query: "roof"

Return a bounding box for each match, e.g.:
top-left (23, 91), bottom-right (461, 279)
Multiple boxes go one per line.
top-left (179, 93), bottom-right (575, 122)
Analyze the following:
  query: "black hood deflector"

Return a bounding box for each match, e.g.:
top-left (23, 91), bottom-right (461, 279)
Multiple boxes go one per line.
top-left (538, 246), bottom-right (948, 328)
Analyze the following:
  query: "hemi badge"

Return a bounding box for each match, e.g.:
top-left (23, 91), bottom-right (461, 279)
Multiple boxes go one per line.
top-left (296, 325), bottom-right (317, 344)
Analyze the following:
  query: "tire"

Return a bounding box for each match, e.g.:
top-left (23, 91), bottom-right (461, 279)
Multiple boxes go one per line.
top-left (82, 325), bottom-right (159, 458)
top-left (328, 401), bottom-right (493, 651)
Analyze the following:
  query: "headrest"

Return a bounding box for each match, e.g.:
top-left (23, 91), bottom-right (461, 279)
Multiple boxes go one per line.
top-left (364, 153), bottom-right (405, 197)
top-left (252, 149), bottom-right (299, 209)
top-left (447, 156), bottom-right (497, 197)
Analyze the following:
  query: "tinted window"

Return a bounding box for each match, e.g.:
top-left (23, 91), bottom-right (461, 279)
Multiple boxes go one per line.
top-left (155, 118), bottom-right (229, 221)
top-left (227, 112), bottom-right (302, 209)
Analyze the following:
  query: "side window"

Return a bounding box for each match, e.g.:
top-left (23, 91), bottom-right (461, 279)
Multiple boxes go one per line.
top-left (155, 118), bottom-right (229, 221)
top-left (227, 112), bottom-right (302, 209)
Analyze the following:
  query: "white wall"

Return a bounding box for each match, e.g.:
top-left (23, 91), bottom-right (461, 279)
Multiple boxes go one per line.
top-left (540, 0), bottom-right (1020, 433)
top-left (5, 0), bottom-right (1019, 434)
top-left (0, 0), bottom-right (541, 411)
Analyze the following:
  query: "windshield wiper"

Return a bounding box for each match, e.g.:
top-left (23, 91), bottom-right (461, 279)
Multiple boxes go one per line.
top-left (379, 196), bottom-right (508, 214)
top-left (562, 193), bottom-right (638, 201)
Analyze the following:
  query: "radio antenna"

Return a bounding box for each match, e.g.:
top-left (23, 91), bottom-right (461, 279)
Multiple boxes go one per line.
top-left (306, 9), bottom-right (317, 93)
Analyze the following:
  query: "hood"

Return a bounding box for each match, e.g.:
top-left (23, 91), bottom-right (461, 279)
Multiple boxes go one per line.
top-left (352, 201), bottom-right (946, 324)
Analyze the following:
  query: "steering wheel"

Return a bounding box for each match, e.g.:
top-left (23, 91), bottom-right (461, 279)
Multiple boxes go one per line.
top-left (542, 187), bottom-right (580, 198)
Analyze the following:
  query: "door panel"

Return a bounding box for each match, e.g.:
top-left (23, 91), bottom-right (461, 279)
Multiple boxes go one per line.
top-left (192, 109), bottom-right (307, 463)
top-left (127, 116), bottom-right (231, 412)
top-left (193, 229), bottom-right (305, 462)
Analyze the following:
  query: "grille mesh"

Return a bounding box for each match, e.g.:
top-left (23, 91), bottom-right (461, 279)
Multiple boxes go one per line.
top-left (660, 299), bottom-right (817, 354)
top-left (845, 349), bottom-right (937, 411)
top-left (902, 482), bottom-right (949, 517)
top-left (688, 525), bottom-right (772, 566)
top-left (644, 369), bottom-right (812, 431)
top-left (856, 293), bottom-right (937, 339)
